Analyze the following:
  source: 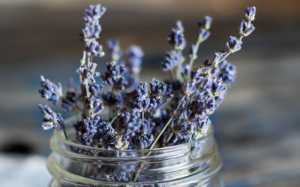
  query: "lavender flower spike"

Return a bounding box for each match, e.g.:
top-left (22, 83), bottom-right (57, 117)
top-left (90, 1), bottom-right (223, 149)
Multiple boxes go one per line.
top-left (39, 76), bottom-right (62, 105)
top-left (38, 104), bottom-right (65, 130)
top-left (226, 36), bottom-right (242, 53)
top-left (168, 21), bottom-right (186, 50)
top-left (245, 7), bottom-right (256, 21)
top-left (84, 4), bottom-right (106, 22)
top-left (127, 45), bottom-right (144, 75)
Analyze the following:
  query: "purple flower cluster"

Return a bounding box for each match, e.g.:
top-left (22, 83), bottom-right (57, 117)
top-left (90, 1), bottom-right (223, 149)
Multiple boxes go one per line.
top-left (38, 104), bottom-right (64, 130)
top-left (168, 21), bottom-right (186, 51)
top-left (101, 61), bottom-right (128, 91)
top-left (38, 4), bottom-right (256, 158)
top-left (81, 4), bottom-right (106, 57)
top-left (39, 76), bottom-right (62, 105)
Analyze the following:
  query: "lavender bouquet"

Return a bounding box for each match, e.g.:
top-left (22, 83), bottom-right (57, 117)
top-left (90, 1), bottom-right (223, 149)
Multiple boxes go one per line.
top-left (38, 4), bottom-right (256, 183)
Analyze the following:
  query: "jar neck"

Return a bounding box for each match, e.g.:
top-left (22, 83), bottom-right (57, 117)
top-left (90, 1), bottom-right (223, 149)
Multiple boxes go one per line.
top-left (47, 116), bottom-right (222, 185)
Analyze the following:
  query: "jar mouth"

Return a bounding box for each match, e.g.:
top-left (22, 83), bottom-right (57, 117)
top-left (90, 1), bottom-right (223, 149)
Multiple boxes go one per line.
top-left (53, 116), bottom-right (214, 155)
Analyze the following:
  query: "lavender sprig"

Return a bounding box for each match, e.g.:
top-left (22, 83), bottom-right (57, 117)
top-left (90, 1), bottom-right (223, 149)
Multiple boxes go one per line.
top-left (39, 76), bottom-right (62, 105)
top-left (38, 104), bottom-right (68, 139)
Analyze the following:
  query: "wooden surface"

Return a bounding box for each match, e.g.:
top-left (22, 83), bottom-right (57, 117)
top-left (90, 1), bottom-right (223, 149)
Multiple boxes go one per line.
top-left (0, 1), bottom-right (300, 186)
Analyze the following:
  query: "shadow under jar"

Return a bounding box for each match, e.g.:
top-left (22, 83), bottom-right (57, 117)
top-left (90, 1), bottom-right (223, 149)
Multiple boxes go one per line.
top-left (47, 117), bottom-right (224, 187)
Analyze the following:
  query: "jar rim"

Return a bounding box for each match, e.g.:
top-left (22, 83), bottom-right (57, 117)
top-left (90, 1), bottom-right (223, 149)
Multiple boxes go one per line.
top-left (53, 116), bottom-right (213, 155)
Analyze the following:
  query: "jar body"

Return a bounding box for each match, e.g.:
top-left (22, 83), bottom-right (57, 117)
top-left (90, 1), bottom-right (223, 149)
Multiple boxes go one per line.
top-left (47, 117), bottom-right (223, 187)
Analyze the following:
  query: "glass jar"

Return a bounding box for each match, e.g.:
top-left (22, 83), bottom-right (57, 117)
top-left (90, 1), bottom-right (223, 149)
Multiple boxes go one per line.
top-left (47, 117), bottom-right (224, 187)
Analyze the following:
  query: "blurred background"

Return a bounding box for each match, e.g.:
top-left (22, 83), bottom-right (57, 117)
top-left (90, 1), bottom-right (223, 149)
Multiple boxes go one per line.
top-left (0, 0), bottom-right (300, 186)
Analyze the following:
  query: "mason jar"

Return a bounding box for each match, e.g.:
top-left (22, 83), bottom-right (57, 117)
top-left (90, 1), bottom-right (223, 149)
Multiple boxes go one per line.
top-left (47, 116), bottom-right (224, 187)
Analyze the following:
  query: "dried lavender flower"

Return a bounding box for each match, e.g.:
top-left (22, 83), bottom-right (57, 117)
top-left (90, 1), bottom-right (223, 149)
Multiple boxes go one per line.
top-left (127, 45), bottom-right (144, 75)
top-left (245, 6), bottom-right (256, 21)
top-left (183, 81), bottom-right (196, 97)
top-left (117, 111), bottom-right (142, 138)
top-left (107, 39), bottom-right (123, 63)
top-left (197, 118), bottom-right (211, 135)
top-left (161, 50), bottom-right (183, 71)
top-left (190, 67), bottom-right (205, 84)
top-left (38, 104), bottom-right (64, 130)
top-left (84, 4), bottom-right (106, 22)
top-left (101, 92), bottom-right (122, 107)
top-left (219, 60), bottom-right (236, 84)
top-left (211, 77), bottom-right (227, 96)
top-left (85, 96), bottom-right (104, 115)
top-left (150, 78), bottom-right (174, 100)
top-left (81, 22), bottom-right (101, 43)
top-left (198, 16), bottom-right (213, 31)
top-left (85, 40), bottom-right (105, 57)
top-left (101, 61), bottom-right (128, 90)
top-left (168, 21), bottom-right (186, 50)
top-left (39, 76), bottom-right (62, 105)
top-left (226, 36), bottom-right (242, 53)
top-left (73, 115), bottom-right (100, 146)
top-left (78, 62), bottom-right (100, 84)
top-left (198, 29), bottom-right (210, 41)
top-left (61, 92), bottom-right (78, 113)
top-left (238, 20), bottom-right (255, 37)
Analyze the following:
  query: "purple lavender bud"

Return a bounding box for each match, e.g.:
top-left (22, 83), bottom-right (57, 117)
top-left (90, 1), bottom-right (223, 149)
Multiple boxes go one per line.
top-left (201, 60), bottom-right (219, 76)
top-left (78, 62), bottom-right (100, 84)
top-left (127, 45), bottom-right (144, 75)
top-left (85, 96), bottom-right (104, 114)
top-left (39, 76), bottom-right (62, 105)
top-left (226, 36), bottom-right (242, 53)
top-left (84, 4), bottom-right (106, 22)
top-left (181, 63), bottom-right (190, 81)
top-left (191, 93), bottom-right (218, 118)
top-left (85, 40), bottom-right (105, 57)
top-left (38, 104), bottom-right (64, 130)
top-left (183, 81), bottom-right (196, 96)
top-left (219, 60), bottom-right (236, 84)
top-left (73, 115), bottom-right (100, 146)
top-left (197, 118), bottom-right (211, 135)
top-left (198, 16), bottom-right (213, 30)
top-left (117, 111), bottom-right (142, 138)
top-left (135, 134), bottom-right (154, 150)
top-left (168, 119), bottom-right (194, 145)
top-left (238, 20), bottom-right (255, 37)
top-left (245, 6), bottom-right (256, 21)
top-left (133, 82), bottom-right (148, 100)
top-left (190, 67), bottom-right (205, 84)
top-left (215, 90), bottom-right (227, 104)
top-left (127, 45), bottom-right (144, 59)
top-left (61, 92), bottom-right (78, 113)
top-left (107, 39), bottom-right (123, 63)
top-left (150, 78), bottom-right (174, 99)
top-left (81, 22), bottom-right (101, 43)
top-left (161, 50), bottom-right (183, 71)
top-left (101, 92), bottom-right (122, 107)
top-left (198, 29), bottom-right (210, 41)
top-left (88, 83), bottom-right (103, 96)
top-left (168, 21), bottom-right (186, 51)
top-left (212, 77), bottom-right (227, 96)
top-left (101, 61), bottom-right (128, 90)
